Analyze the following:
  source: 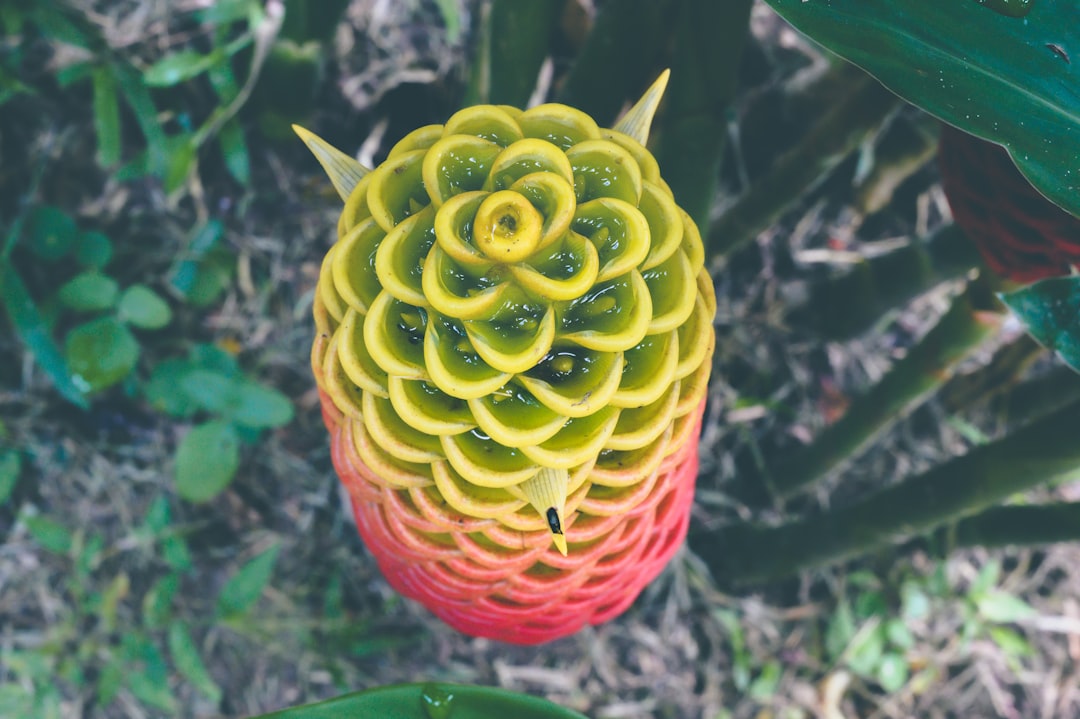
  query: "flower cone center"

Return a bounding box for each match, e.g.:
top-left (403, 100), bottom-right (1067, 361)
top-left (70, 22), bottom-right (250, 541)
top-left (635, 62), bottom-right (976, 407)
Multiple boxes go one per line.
top-left (474, 191), bottom-right (543, 263)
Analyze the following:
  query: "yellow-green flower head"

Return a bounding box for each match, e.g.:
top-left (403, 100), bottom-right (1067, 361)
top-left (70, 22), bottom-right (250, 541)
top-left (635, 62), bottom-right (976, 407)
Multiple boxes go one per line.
top-left (301, 71), bottom-right (715, 559)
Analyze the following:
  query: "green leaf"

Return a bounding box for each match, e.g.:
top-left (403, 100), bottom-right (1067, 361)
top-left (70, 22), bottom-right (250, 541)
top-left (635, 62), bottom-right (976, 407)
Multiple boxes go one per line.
top-left (976, 591), bottom-right (1037, 623)
top-left (884, 619), bottom-right (915, 650)
top-left (24, 515), bottom-right (73, 554)
top-left (164, 136), bottom-right (197, 194)
top-left (763, 0), bottom-right (1080, 218)
top-left (875, 653), bottom-right (909, 693)
top-left (191, 342), bottom-right (241, 377)
top-left (144, 358), bottom-right (200, 418)
top-left (111, 60), bottom-right (168, 176)
top-left (249, 683), bottom-right (589, 719)
top-left (74, 231), bottom-right (113, 268)
top-left (219, 119), bottom-right (250, 186)
top-left (433, 0), bottom-right (461, 41)
top-left (24, 205), bottom-right (76, 261)
top-left (230, 382), bottom-right (294, 429)
top-left (901, 582), bottom-right (931, 620)
top-left (117, 284), bottom-right (172, 329)
top-left (91, 66), bottom-right (121, 166)
top-left (1000, 277), bottom-right (1080, 374)
top-left (825, 599), bottom-right (856, 661)
top-left (846, 623), bottom-right (885, 677)
top-left (180, 369), bottom-right (239, 414)
top-left (216, 543), bottom-right (280, 618)
top-left (987, 625), bottom-right (1035, 658)
top-left (57, 272), bottom-right (119, 312)
top-left (143, 573), bottom-right (180, 629)
top-left (143, 49), bottom-right (219, 87)
top-left (65, 316), bottom-right (140, 392)
top-left (0, 450), bottom-right (21, 505)
top-left (747, 660), bottom-right (782, 700)
top-left (168, 622), bottom-right (223, 703)
top-left (0, 264), bottom-right (88, 407)
top-left (175, 420), bottom-right (240, 503)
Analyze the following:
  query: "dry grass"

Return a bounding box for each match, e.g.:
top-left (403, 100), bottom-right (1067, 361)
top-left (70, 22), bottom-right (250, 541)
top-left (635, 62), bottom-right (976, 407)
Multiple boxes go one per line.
top-left (3, 1), bottom-right (1080, 718)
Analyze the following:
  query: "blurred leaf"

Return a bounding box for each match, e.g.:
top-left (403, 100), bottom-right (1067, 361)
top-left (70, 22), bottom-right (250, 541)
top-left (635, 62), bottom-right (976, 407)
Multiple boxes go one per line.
top-left (191, 342), bottom-right (242, 377)
top-left (99, 572), bottom-right (130, 634)
top-left (144, 49), bottom-right (220, 87)
top-left (124, 638), bottom-right (176, 713)
top-left (164, 136), bottom-right (197, 194)
top-left (180, 369), bottom-right (239, 414)
top-left (186, 259), bottom-right (233, 306)
top-left (875, 653), bottom-right (909, 693)
top-left (901, 581), bottom-right (931, 620)
top-left (170, 220), bottom-right (232, 306)
top-left (825, 599), bottom-right (856, 660)
top-left (763, 0), bottom-right (1080, 218)
top-left (884, 618), bottom-right (915, 650)
top-left (144, 358), bottom-right (200, 418)
top-left (0, 450), bottom-right (21, 505)
top-left (75, 231), bottom-right (113, 269)
top-left (219, 118), bottom-right (251, 186)
top-left (143, 573), bottom-right (180, 630)
top-left (168, 622), bottom-right (223, 703)
top-left (0, 263), bottom-right (89, 408)
top-left (747, 660), bottom-right (782, 700)
top-left (976, 591), bottom-right (1037, 623)
top-left (198, 0), bottom-right (256, 26)
top-left (65, 316), bottom-right (140, 392)
top-left (216, 542), bottom-right (281, 618)
top-left (432, 0), bottom-right (461, 41)
top-left (971, 559), bottom-right (1002, 597)
top-left (24, 205), bottom-right (76, 261)
top-left (91, 66), bottom-right (121, 166)
top-left (24, 515), bottom-right (73, 554)
top-left (55, 60), bottom-right (93, 87)
top-left (987, 625), bottom-right (1035, 658)
top-left (846, 623), bottom-right (885, 677)
top-left (1000, 277), bottom-right (1080, 374)
top-left (111, 61), bottom-right (168, 175)
top-left (175, 420), bottom-right (240, 503)
top-left (117, 284), bottom-right (172, 329)
top-left (854, 589), bottom-right (888, 619)
top-left (57, 272), bottom-right (119, 312)
top-left (162, 534), bottom-right (193, 571)
top-left (95, 654), bottom-right (124, 707)
top-left (230, 382), bottom-right (294, 429)
top-left (207, 61), bottom-right (241, 103)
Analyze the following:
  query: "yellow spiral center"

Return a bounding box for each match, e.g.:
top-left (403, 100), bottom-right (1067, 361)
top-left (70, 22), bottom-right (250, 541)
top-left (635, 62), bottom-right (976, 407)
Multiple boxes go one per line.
top-left (473, 190), bottom-right (543, 263)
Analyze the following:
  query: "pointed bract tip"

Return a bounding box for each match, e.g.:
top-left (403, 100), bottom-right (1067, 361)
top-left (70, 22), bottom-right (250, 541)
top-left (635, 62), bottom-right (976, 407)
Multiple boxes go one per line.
top-left (292, 124), bottom-right (370, 203)
top-left (522, 467), bottom-right (571, 557)
top-left (613, 68), bottom-right (671, 147)
top-left (552, 533), bottom-right (568, 557)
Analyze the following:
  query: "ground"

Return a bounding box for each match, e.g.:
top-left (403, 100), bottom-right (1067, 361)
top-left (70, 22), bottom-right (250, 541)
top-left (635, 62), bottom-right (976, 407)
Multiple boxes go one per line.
top-left (2, 1), bottom-right (1080, 718)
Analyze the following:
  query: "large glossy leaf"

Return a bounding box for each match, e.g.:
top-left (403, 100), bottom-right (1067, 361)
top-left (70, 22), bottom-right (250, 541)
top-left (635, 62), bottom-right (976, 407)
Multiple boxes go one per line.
top-left (763, 0), bottom-right (1080, 218)
top-left (1000, 276), bottom-right (1080, 373)
top-left (253, 683), bottom-right (588, 719)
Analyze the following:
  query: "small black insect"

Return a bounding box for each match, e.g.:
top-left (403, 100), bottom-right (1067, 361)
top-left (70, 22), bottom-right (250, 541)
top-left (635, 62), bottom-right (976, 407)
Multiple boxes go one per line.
top-left (546, 507), bottom-right (563, 535)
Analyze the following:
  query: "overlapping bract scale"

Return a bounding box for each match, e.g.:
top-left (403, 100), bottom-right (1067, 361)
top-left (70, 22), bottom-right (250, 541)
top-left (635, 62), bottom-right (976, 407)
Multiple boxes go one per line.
top-left (306, 88), bottom-right (715, 644)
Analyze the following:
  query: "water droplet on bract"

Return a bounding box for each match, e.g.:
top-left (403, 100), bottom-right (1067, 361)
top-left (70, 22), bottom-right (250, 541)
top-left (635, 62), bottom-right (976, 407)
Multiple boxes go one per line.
top-left (421, 683), bottom-right (456, 719)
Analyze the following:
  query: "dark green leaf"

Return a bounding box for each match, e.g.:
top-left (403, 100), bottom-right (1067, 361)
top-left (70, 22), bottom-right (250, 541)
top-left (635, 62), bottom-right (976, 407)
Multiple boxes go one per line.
top-left (1000, 277), bottom-right (1080, 373)
top-left (75, 231), bottom-right (113, 268)
top-left (825, 599), bottom-right (856, 661)
top-left (191, 342), bottom-right (241, 377)
top-left (143, 50), bottom-right (218, 87)
top-left (250, 682), bottom-right (589, 719)
top-left (185, 260), bottom-right (233, 306)
top-left (24, 205), bottom-right (76, 261)
top-left (763, 0), bottom-right (1080, 218)
top-left (216, 543), bottom-right (280, 617)
top-left (117, 284), bottom-right (172, 329)
top-left (197, 0), bottom-right (255, 26)
top-left (164, 137), bottom-right (197, 194)
top-left (0, 450), bottom-right (19, 504)
top-left (846, 624), bottom-right (886, 677)
top-left (111, 61), bottom-right (168, 175)
top-left (96, 654), bottom-right (124, 707)
top-left (175, 420), bottom-right (240, 503)
top-left (143, 573), bottom-right (180, 629)
top-left (65, 316), bottom-right (140, 392)
top-left (0, 264), bottom-right (89, 407)
top-left (162, 534), bottom-right (193, 571)
top-left (168, 622), bottom-right (223, 703)
top-left (219, 118), bottom-right (251, 186)
top-left (144, 358), bottom-right (200, 418)
top-left (229, 382), bottom-right (293, 429)
top-left (57, 272), bottom-right (119, 312)
top-left (92, 66), bottom-right (121, 166)
top-left (56, 60), bottom-right (94, 87)
top-left (24, 515), bottom-right (73, 554)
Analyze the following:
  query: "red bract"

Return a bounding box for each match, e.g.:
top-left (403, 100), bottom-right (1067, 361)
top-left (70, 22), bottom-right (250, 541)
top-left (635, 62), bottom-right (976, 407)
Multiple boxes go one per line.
top-left (938, 124), bottom-right (1080, 283)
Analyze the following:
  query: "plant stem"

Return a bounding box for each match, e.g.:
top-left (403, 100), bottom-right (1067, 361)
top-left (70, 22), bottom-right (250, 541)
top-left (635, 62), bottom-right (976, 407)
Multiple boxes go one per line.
top-left (938, 332), bottom-right (1044, 414)
top-left (708, 71), bottom-right (900, 259)
top-left (652, 0), bottom-right (753, 230)
top-left (694, 398), bottom-right (1080, 584)
top-left (853, 111), bottom-right (939, 216)
top-left (766, 276), bottom-right (1003, 499)
top-left (999, 364), bottom-right (1080, 429)
top-left (463, 0), bottom-right (562, 107)
top-left (792, 223), bottom-right (980, 340)
top-left (946, 503), bottom-right (1080, 550)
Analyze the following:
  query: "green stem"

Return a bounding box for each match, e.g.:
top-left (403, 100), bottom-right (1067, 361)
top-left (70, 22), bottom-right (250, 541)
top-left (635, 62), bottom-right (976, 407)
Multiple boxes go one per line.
top-left (767, 277), bottom-right (1002, 498)
top-left (708, 71), bottom-right (900, 259)
top-left (938, 333), bottom-right (1044, 414)
top-left (651, 0), bottom-right (753, 230)
top-left (695, 398), bottom-right (1080, 584)
top-left (946, 503), bottom-right (1080, 550)
top-left (557, 0), bottom-right (676, 125)
top-left (463, 0), bottom-right (562, 107)
top-left (792, 223), bottom-right (980, 340)
top-left (999, 364), bottom-right (1080, 429)
top-left (853, 111), bottom-right (939, 216)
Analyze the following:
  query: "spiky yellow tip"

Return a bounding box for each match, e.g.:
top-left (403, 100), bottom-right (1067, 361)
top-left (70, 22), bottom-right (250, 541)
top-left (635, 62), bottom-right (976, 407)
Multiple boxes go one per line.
top-left (522, 467), bottom-right (570, 556)
top-left (613, 69), bottom-right (670, 147)
top-left (292, 124), bottom-right (371, 202)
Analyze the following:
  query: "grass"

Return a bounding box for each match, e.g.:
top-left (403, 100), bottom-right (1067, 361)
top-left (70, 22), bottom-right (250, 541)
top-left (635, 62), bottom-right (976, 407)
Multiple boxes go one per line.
top-left (3, 1), bottom-right (1080, 717)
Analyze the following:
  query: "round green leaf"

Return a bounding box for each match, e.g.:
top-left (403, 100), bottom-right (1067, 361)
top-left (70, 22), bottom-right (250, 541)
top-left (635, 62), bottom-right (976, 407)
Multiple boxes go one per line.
top-left (65, 316), bottom-right (139, 392)
top-left (118, 284), bottom-right (172, 329)
top-left (75, 231), bottom-right (114, 268)
top-left (58, 272), bottom-right (119, 312)
top-left (179, 369), bottom-right (239, 414)
top-left (175, 420), bottom-right (239, 503)
top-left (229, 382), bottom-right (294, 429)
top-left (25, 205), bottom-right (76, 261)
top-left (144, 359), bottom-right (200, 418)
top-left (875, 653), bottom-right (909, 693)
